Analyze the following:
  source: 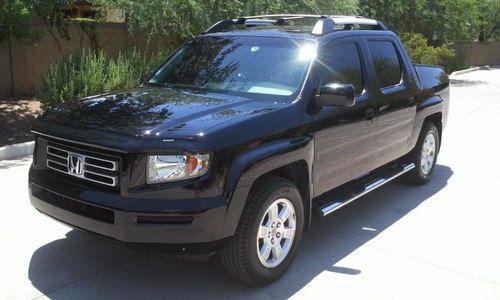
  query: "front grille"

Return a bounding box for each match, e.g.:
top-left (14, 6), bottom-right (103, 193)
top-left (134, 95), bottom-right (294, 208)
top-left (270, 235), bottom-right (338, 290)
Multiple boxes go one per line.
top-left (46, 144), bottom-right (120, 187)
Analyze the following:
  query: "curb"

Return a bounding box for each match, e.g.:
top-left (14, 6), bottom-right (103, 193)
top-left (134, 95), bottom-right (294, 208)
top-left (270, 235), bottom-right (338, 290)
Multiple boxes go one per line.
top-left (450, 65), bottom-right (489, 77)
top-left (0, 141), bottom-right (35, 161)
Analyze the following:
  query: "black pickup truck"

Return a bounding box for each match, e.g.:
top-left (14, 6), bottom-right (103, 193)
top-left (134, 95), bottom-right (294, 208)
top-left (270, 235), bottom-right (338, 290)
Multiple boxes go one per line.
top-left (29, 15), bottom-right (449, 285)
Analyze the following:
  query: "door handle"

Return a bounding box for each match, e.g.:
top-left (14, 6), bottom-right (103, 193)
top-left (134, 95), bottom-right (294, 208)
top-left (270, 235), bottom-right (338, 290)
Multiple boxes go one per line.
top-left (409, 97), bottom-right (415, 107)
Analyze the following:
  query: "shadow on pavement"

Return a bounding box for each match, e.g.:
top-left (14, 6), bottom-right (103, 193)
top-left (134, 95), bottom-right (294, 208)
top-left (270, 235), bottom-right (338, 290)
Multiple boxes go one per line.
top-left (0, 156), bottom-right (32, 170)
top-left (28, 165), bottom-right (453, 299)
top-left (450, 79), bottom-right (488, 87)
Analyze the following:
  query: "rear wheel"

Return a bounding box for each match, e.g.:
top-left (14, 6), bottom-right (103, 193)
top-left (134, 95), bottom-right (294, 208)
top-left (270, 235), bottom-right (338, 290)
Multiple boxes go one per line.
top-left (220, 177), bottom-right (304, 285)
top-left (405, 122), bottom-right (440, 185)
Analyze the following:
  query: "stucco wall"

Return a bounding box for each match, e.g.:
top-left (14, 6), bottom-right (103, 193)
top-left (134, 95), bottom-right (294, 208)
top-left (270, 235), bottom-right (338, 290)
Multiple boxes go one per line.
top-left (0, 20), bottom-right (179, 98)
top-left (452, 41), bottom-right (500, 67)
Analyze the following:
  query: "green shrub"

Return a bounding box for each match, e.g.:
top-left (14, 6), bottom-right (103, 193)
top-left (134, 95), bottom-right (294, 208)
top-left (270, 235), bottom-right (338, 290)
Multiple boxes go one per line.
top-left (41, 49), bottom-right (167, 108)
top-left (400, 32), bottom-right (458, 73)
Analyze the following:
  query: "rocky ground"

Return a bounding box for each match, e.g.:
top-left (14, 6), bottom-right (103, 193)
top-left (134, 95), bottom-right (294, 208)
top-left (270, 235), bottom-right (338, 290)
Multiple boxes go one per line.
top-left (0, 97), bottom-right (42, 146)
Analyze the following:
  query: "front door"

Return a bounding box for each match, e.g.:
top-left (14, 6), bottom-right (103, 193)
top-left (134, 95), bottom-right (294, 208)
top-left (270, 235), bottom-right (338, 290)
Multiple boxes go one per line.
top-left (312, 38), bottom-right (376, 197)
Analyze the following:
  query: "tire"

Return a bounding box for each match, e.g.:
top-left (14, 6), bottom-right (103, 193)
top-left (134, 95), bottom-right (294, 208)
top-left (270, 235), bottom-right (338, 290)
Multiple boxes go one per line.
top-left (220, 177), bottom-right (304, 285)
top-left (404, 121), bottom-right (440, 185)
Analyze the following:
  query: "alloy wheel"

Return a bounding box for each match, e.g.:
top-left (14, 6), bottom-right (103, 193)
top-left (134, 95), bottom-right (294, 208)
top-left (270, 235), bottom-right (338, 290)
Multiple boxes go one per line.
top-left (256, 198), bottom-right (296, 268)
top-left (421, 132), bottom-right (436, 175)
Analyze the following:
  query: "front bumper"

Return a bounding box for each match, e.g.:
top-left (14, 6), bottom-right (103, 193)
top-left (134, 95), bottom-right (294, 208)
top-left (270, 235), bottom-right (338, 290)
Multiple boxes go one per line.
top-left (29, 180), bottom-right (231, 253)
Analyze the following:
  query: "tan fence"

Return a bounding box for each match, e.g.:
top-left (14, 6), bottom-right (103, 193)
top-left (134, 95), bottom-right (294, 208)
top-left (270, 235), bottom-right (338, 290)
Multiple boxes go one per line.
top-left (0, 20), bottom-right (180, 98)
top-left (452, 41), bottom-right (500, 68)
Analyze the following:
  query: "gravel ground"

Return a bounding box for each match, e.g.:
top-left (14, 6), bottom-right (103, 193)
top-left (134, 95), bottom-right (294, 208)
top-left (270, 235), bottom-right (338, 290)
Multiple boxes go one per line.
top-left (0, 98), bottom-right (41, 146)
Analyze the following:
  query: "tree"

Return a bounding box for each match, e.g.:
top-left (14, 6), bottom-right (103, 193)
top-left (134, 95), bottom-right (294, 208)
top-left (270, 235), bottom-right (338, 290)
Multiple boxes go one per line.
top-left (0, 0), bottom-right (41, 96)
top-left (0, 0), bottom-right (39, 45)
top-left (93, 0), bottom-right (209, 41)
top-left (317, 0), bottom-right (359, 15)
top-left (93, 0), bottom-right (359, 41)
top-left (28, 0), bottom-right (73, 55)
top-left (478, 0), bottom-right (500, 41)
top-left (74, 16), bottom-right (104, 55)
top-left (359, 0), bottom-right (482, 44)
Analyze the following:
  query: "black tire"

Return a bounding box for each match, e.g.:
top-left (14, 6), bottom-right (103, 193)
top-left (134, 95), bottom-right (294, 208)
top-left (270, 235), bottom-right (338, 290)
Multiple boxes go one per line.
top-left (404, 122), bottom-right (440, 185)
top-left (220, 177), bottom-right (304, 285)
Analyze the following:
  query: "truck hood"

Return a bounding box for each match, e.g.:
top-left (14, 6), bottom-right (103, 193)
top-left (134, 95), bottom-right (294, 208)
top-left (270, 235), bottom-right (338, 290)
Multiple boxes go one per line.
top-left (38, 87), bottom-right (280, 138)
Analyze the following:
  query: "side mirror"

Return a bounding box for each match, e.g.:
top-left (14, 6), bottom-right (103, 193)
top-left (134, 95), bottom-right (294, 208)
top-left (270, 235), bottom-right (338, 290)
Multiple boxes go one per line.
top-left (318, 83), bottom-right (356, 107)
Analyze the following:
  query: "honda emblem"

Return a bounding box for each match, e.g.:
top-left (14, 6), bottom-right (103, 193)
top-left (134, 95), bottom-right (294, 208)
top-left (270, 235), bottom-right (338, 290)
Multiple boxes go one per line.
top-left (68, 154), bottom-right (84, 176)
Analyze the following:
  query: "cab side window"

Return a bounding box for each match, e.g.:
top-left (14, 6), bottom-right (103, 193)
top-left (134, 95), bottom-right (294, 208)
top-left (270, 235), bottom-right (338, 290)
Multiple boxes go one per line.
top-left (319, 42), bottom-right (364, 94)
top-left (368, 41), bottom-right (402, 88)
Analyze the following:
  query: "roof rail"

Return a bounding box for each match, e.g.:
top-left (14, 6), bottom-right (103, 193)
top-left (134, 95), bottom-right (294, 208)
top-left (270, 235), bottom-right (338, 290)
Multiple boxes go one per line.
top-left (312, 16), bottom-right (387, 35)
top-left (241, 14), bottom-right (322, 19)
top-left (204, 15), bottom-right (322, 34)
top-left (204, 15), bottom-right (388, 35)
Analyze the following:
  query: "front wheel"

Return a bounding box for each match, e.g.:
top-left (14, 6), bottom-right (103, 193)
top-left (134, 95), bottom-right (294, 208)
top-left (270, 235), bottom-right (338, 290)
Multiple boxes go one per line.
top-left (220, 177), bottom-right (304, 285)
top-left (405, 122), bottom-right (440, 185)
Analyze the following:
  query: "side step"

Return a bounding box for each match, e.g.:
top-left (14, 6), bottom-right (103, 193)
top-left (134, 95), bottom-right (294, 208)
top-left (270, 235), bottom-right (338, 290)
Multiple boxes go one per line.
top-left (317, 163), bottom-right (415, 217)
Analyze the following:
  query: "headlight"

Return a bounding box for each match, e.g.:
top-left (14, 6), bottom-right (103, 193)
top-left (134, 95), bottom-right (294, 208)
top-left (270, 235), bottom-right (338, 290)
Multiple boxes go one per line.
top-left (147, 154), bottom-right (210, 184)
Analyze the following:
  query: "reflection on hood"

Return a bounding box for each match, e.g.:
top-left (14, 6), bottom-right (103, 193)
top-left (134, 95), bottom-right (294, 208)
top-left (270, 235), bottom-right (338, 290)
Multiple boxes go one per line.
top-left (40, 87), bottom-right (280, 137)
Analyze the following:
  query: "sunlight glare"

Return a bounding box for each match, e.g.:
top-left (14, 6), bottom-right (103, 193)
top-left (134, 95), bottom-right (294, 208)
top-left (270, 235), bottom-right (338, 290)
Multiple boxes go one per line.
top-left (297, 44), bottom-right (317, 61)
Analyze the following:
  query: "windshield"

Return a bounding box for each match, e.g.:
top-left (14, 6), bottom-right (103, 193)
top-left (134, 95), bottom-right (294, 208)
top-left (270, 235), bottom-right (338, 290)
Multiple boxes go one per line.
top-left (148, 36), bottom-right (316, 101)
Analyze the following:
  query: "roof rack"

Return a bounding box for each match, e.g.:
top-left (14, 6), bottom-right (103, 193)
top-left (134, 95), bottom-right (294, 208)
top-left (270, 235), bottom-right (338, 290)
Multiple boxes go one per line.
top-left (204, 15), bottom-right (388, 35)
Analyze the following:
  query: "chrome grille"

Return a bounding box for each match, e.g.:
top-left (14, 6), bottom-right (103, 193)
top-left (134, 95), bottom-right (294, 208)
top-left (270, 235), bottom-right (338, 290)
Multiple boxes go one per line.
top-left (46, 145), bottom-right (120, 187)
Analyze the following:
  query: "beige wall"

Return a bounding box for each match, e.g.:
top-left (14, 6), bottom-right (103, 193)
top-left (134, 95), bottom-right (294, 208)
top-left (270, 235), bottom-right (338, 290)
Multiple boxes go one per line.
top-left (452, 41), bottom-right (500, 67)
top-left (0, 20), bottom-right (179, 98)
top-left (0, 46), bottom-right (12, 97)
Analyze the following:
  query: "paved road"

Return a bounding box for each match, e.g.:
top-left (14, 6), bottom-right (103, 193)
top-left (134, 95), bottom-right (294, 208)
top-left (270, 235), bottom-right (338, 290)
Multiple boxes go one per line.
top-left (1, 68), bottom-right (499, 299)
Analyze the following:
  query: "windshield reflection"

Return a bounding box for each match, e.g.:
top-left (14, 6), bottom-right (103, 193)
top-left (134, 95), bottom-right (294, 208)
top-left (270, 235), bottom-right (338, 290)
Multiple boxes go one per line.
top-left (148, 36), bottom-right (315, 100)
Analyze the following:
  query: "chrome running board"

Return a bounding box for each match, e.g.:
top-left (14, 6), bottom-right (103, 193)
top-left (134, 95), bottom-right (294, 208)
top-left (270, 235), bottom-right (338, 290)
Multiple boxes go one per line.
top-left (317, 163), bottom-right (415, 217)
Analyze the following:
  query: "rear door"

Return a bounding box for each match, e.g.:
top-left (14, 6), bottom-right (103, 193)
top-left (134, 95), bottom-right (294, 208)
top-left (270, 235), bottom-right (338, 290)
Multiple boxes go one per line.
top-left (312, 37), bottom-right (376, 196)
top-left (363, 37), bottom-right (417, 169)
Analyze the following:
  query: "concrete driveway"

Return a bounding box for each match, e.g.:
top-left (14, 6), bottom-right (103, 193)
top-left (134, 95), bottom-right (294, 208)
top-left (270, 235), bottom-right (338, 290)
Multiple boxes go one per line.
top-left (1, 67), bottom-right (499, 299)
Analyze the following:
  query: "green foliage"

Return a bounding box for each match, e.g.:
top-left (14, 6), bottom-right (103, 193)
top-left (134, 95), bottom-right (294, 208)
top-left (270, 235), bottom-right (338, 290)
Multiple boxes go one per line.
top-left (93, 0), bottom-right (359, 40)
top-left (315, 0), bottom-right (359, 15)
top-left (93, 0), bottom-right (210, 40)
top-left (0, 0), bottom-right (41, 45)
top-left (74, 17), bottom-right (104, 54)
top-left (105, 50), bottom-right (165, 91)
top-left (41, 49), bottom-right (166, 108)
top-left (359, 0), bottom-right (483, 44)
top-left (478, 0), bottom-right (500, 41)
top-left (401, 32), bottom-right (455, 65)
top-left (400, 32), bottom-right (467, 73)
top-left (27, 0), bottom-right (73, 40)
